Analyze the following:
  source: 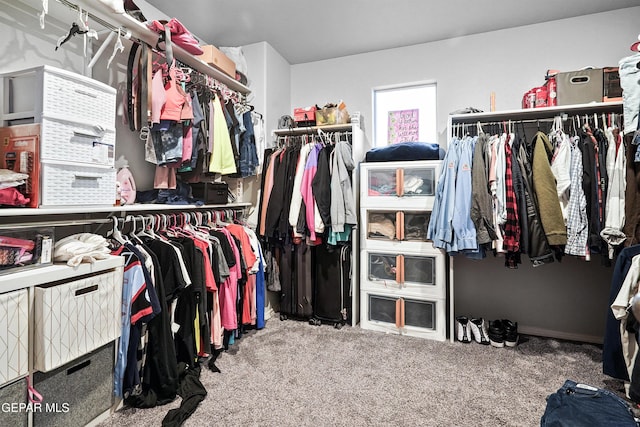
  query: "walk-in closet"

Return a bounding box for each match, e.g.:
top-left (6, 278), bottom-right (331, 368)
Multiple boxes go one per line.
top-left (0, 0), bottom-right (638, 425)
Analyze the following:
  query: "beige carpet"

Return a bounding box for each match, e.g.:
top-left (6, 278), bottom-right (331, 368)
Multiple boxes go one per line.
top-left (99, 319), bottom-right (619, 427)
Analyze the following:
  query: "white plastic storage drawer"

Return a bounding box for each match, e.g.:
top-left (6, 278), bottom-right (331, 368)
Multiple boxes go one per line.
top-left (40, 117), bottom-right (115, 167)
top-left (34, 268), bottom-right (122, 372)
top-left (41, 67), bottom-right (116, 130)
top-left (361, 248), bottom-right (446, 298)
top-left (0, 289), bottom-right (28, 386)
top-left (360, 289), bottom-right (446, 341)
top-left (40, 162), bottom-right (116, 206)
top-left (360, 161), bottom-right (441, 209)
top-left (1, 65), bottom-right (116, 129)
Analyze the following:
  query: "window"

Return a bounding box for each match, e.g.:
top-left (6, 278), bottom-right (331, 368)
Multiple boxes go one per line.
top-left (372, 82), bottom-right (437, 147)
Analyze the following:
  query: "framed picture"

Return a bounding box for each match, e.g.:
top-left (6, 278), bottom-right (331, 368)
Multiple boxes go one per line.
top-left (372, 81), bottom-right (437, 147)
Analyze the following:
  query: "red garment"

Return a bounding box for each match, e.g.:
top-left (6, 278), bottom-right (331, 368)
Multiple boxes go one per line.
top-left (503, 134), bottom-right (521, 254)
top-left (191, 238), bottom-right (217, 292)
top-left (0, 188), bottom-right (29, 206)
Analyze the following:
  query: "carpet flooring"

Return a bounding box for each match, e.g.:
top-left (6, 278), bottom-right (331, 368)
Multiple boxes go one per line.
top-left (98, 319), bottom-right (620, 427)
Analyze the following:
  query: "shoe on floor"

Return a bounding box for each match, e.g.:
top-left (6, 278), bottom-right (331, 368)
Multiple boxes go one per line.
top-left (502, 319), bottom-right (518, 347)
top-left (455, 316), bottom-right (472, 343)
top-left (470, 318), bottom-right (490, 345)
top-left (488, 319), bottom-right (505, 348)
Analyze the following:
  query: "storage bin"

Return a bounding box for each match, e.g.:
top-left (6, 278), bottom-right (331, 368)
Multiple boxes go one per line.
top-left (361, 248), bottom-right (446, 298)
top-left (0, 378), bottom-right (28, 427)
top-left (1, 65), bottom-right (116, 130)
top-left (0, 289), bottom-right (28, 386)
top-left (364, 210), bottom-right (431, 243)
top-left (360, 160), bottom-right (441, 209)
top-left (33, 342), bottom-right (114, 427)
top-left (556, 68), bottom-right (603, 105)
top-left (34, 269), bottom-right (122, 372)
top-left (190, 181), bottom-right (228, 204)
top-left (40, 117), bottom-right (115, 167)
top-left (360, 289), bottom-right (446, 341)
top-left (40, 162), bottom-right (116, 207)
top-left (0, 228), bottom-right (53, 275)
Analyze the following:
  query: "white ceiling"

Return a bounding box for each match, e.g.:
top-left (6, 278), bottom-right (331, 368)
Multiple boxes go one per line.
top-left (145, 0), bottom-right (639, 64)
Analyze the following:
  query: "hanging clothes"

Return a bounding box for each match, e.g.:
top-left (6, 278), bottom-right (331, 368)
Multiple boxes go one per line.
top-left (208, 96), bottom-right (237, 175)
top-left (601, 126), bottom-right (627, 257)
top-left (470, 132), bottom-right (497, 246)
top-left (531, 131), bottom-right (567, 246)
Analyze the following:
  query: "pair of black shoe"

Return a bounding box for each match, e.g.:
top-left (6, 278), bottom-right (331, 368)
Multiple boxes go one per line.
top-left (488, 319), bottom-right (518, 348)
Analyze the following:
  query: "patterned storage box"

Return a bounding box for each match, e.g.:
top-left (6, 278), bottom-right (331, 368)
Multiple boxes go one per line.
top-left (0, 289), bottom-right (28, 386)
top-left (40, 162), bottom-right (116, 207)
top-left (34, 269), bottom-right (122, 372)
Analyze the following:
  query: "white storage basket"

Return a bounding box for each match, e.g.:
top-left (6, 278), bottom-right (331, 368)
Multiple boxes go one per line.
top-left (34, 269), bottom-right (122, 372)
top-left (0, 289), bottom-right (28, 386)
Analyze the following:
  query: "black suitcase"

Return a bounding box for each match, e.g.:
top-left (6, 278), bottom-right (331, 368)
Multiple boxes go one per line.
top-left (310, 243), bottom-right (352, 328)
top-left (278, 241), bottom-right (313, 320)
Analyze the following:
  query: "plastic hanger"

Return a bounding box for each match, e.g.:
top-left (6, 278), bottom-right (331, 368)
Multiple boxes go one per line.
top-left (38, 0), bottom-right (48, 30)
top-left (107, 29), bottom-right (125, 69)
top-left (107, 216), bottom-right (126, 245)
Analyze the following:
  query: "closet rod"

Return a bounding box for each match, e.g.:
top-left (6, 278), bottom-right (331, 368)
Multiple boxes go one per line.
top-left (0, 218), bottom-right (112, 230)
top-left (272, 123), bottom-right (354, 137)
top-left (57, 0), bottom-right (129, 36)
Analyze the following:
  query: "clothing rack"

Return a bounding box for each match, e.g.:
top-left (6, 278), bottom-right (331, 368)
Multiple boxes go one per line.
top-left (272, 123), bottom-right (355, 137)
top-left (0, 203), bottom-right (251, 229)
top-left (274, 130), bottom-right (353, 148)
top-left (449, 101), bottom-right (624, 140)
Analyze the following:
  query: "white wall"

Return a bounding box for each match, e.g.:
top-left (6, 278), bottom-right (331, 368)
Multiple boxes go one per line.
top-left (290, 7), bottom-right (640, 342)
top-left (291, 7), bottom-right (640, 149)
top-left (0, 1), bottom-right (85, 75)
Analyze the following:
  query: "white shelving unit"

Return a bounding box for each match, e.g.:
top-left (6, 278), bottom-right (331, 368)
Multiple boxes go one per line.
top-left (0, 256), bottom-right (124, 427)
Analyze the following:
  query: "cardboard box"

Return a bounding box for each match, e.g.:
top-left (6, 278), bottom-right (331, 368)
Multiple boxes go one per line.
top-left (0, 124), bottom-right (40, 208)
top-left (198, 45), bottom-right (236, 78)
top-left (556, 68), bottom-right (603, 105)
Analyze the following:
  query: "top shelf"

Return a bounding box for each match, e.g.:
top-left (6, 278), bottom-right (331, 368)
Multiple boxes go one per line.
top-left (450, 101), bottom-right (623, 123)
top-left (70, 0), bottom-right (251, 94)
top-left (272, 123), bottom-right (355, 136)
top-left (0, 202), bottom-right (251, 221)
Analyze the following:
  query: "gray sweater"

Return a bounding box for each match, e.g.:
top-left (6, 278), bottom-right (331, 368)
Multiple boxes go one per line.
top-left (330, 141), bottom-right (356, 232)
